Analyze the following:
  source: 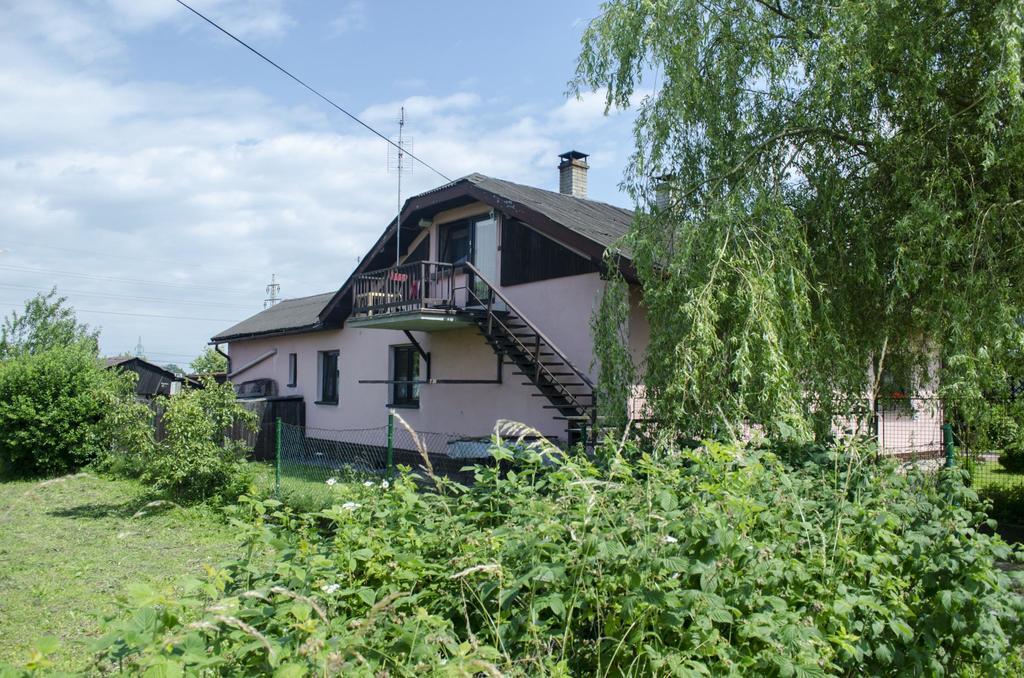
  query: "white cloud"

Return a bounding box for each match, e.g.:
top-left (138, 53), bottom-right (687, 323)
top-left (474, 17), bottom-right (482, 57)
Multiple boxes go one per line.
top-left (360, 93), bottom-right (482, 125)
top-left (0, 0), bottom-right (294, 68)
top-left (329, 0), bottom-right (368, 34)
top-left (0, 2), bottom-right (635, 361)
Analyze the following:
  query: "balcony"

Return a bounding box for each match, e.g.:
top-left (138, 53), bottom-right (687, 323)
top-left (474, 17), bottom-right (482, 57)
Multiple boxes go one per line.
top-left (348, 261), bottom-right (477, 331)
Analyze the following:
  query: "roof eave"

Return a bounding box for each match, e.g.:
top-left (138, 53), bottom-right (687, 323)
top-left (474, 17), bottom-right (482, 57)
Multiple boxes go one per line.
top-left (210, 320), bottom-right (327, 345)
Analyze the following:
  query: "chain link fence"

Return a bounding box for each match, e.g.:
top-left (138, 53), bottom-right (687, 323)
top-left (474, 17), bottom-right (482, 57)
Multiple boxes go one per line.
top-left (243, 397), bottom-right (1024, 521)
top-left (252, 416), bottom-right (503, 510)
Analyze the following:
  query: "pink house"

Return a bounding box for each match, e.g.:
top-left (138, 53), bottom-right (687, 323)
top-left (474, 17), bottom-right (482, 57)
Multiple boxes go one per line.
top-left (212, 151), bottom-right (942, 457)
top-left (212, 152), bottom-right (646, 449)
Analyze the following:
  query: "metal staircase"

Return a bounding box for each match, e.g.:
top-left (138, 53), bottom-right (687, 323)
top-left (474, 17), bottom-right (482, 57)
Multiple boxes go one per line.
top-left (463, 263), bottom-right (597, 446)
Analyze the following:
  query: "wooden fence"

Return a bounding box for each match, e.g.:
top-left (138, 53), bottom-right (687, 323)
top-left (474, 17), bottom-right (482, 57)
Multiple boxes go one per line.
top-left (149, 396), bottom-right (305, 461)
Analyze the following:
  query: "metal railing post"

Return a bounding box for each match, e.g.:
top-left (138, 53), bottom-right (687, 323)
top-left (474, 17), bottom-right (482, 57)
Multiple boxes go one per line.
top-left (386, 410), bottom-right (395, 476)
top-left (943, 422), bottom-right (955, 469)
top-left (275, 417), bottom-right (282, 498)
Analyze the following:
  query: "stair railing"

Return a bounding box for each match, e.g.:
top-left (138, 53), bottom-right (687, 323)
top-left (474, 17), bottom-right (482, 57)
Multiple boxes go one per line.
top-left (463, 263), bottom-right (594, 413)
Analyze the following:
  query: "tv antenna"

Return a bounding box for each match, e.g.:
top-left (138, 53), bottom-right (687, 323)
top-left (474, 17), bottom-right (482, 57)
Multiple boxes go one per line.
top-left (388, 107), bottom-right (413, 266)
top-left (264, 273), bottom-right (280, 308)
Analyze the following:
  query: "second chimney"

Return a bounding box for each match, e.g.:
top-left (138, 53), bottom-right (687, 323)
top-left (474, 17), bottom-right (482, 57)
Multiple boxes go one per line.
top-left (558, 150), bottom-right (589, 198)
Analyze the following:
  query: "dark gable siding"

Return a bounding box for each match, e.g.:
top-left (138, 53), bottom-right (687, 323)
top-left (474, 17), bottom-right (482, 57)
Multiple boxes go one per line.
top-left (405, 236), bottom-right (430, 264)
top-left (500, 218), bottom-right (599, 286)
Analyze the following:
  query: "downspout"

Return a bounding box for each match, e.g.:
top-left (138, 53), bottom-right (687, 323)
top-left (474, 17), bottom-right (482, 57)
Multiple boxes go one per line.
top-left (214, 343), bottom-right (231, 374)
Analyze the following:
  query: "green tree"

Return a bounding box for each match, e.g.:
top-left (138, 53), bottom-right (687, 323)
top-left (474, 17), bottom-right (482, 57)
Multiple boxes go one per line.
top-left (574, 0), bottom-right (1024, 436)
top-left (190, 347), bottom-right (227, 374)
top-left (0, 289), bottom-right (98, 359)
top-left (142, 378), bottom-right (255, 500)
top-left (0, 344), bottom-right (152, 477)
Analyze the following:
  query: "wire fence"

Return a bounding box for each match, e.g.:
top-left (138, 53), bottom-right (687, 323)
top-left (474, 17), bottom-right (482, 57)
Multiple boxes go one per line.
top-left (252, 416), bottom-right (502, 510)
top-left (245, 396), bottom-right (1024, 521)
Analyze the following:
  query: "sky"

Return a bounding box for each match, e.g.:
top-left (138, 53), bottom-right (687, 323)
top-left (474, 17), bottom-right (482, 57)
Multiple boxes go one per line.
top-left (0, 0), bottom-right (640, 370)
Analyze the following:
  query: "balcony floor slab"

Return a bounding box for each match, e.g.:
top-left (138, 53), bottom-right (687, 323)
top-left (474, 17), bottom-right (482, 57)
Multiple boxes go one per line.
top-left (346, 310), bottom-right (478, 331)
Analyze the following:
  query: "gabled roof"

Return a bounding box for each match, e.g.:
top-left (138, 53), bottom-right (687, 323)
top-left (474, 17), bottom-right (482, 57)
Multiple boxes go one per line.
top-left (211, 292), bottom-right (335, 343)
top-left (214, 173), bottom-right (635, 344)
top-left (102, 356), bottom-right (178, 381)
top-left (462, 174), bottom-right (634, 253)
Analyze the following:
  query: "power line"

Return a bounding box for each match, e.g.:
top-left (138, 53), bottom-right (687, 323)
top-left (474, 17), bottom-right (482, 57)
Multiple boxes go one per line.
top-left (0, 239), bottom-right (258, 276)
top-left (73, 308), bottom-right (236, 322)
top-left (0, 264), bottom-right (254, 295)
top-left (0, 282), bottom-right (257, 310)
top-left (174, 0), bottom-right (453, 183)
top-left (0, 301), bottom-right (237, 323)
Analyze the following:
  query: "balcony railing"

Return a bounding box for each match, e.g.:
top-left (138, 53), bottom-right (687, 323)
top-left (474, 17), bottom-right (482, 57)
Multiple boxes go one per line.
top-left (351, 261), bottom-right (457, 317)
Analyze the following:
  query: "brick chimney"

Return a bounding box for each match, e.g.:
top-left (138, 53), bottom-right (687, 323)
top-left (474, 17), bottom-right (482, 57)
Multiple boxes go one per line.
top-left (558, 150), bottom-right (589, 198)
top-left (655, 174), bottom-right (675, 211)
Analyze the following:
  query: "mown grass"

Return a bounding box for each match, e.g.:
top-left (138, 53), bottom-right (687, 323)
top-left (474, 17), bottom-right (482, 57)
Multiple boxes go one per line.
top-left (973, 459), bottom-right (1024, 493)
top-left (249, 460), bottom-right (386, 512)
top-left (969, 460), bottom-right (1024, 530)
top-left (0, 474), bottom-right (240, 672)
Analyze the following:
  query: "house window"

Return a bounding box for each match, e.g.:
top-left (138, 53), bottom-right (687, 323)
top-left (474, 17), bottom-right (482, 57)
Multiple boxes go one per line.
top-left (318, 350), bottom-right (339, 404)
top-left (390, 345), bottom-right (420, 408)
top-left (287, 353), bottom-right (297, 387)
top-left (439, 220), bottom-right (472, 265)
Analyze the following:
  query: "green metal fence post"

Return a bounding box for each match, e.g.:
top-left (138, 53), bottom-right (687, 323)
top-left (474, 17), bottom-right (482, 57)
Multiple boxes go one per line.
top-left (943, 422), bottom-right (955, 469)
top-left (386, 410), bottom-right (395, 477)
top-left (275, 417), bottom-right (282, 498)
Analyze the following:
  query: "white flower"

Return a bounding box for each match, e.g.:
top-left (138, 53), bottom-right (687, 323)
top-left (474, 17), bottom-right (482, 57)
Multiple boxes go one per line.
top-left (381, 480), bottom-right (390, 489)
top-left (326, 477), bottom-right (337, 486)
top-left (321, 583), bottom-right (340, 594)
top-left (662, 535), bottom-right (678, 544)
top-left (363, 480), bottom-right (375, 487)
top-left (342, 501), bottom-right (361, 511)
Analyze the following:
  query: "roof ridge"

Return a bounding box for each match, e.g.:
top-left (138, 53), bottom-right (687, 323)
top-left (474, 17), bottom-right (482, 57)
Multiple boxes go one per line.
top-left (466, 173), bottom-right (634, 213)
top-left (268, 290), bottom-right (336, 305)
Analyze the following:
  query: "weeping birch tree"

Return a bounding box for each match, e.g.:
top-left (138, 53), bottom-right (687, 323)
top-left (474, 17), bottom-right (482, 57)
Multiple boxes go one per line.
top-left (574, 0), bottom-right (1024, 436)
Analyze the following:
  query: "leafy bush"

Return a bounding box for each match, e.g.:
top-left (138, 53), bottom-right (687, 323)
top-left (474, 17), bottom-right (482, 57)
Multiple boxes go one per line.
top-left (1000, 433), bottom-right (1024, 473)
top-left (92, 434), bottom-right (1024, 676)
top-left (0, 343), bottom-right (151, 477)
top-left (140, 379), bottom-right (256, 501)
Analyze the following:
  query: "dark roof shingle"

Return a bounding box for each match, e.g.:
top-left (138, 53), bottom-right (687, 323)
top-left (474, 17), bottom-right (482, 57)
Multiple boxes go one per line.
top-left (463, 173), bottom-right (634, 253)
top-left (211, 292), bottom-right (334, 342)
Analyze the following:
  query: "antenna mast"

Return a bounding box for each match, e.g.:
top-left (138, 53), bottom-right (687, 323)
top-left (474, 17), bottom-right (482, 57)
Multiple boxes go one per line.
top-left (388, 106), bottom-right (413, 266)
top-left (264, 273), bottom-right (280, 308)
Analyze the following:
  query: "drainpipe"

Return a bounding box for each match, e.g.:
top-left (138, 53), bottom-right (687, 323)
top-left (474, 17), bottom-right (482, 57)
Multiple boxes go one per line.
top-left (214, 343), bottom-right (230, 374)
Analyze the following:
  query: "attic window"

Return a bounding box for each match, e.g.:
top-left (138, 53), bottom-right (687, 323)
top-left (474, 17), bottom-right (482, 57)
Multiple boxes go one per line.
top-left (439, 221), bottom-right (471, 265)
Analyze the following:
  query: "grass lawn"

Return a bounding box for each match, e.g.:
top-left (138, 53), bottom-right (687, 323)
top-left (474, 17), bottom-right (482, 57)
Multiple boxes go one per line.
top-left (0, 473), bottom-right (240, 672)
top-left (249, 460), bottom-right (384, 512)
top-left (972, 459), bottom-right (1024, 493)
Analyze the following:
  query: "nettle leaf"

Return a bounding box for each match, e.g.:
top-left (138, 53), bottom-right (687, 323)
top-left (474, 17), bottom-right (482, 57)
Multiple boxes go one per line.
top-left (888, 619), bottom-right (914, 643)
top-left (141, 659), bottom-right (184, 678)
top-left (658, 490), bottom-right (679, 512)
top-left (356, 587), bottom-right (376, 607)
top-left (542, 594), bottom-right (567, 618)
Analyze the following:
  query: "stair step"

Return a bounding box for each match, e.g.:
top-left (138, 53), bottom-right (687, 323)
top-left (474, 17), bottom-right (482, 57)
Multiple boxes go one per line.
top-left (531, 392), bottom-right (593, 398)
top-left (512, 370), bottom-right (576, 377)
top-left (506, 360), bottom-right (564, 367)
top-left (521, 382), bottom-right (585, 387)
top-left (481, 335), bottom-right (548, 349)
